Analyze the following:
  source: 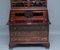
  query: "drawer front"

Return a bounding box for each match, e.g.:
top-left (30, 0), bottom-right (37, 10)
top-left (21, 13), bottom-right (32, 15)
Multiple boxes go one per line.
top-left (10, 31), bottom-right (48, 37)
top-left (11, 37), bottom-right (48, 42)
top-left (10, 31), bottom-right (48, 42)
top-left (10, 25), bottom-right (49, 31)
top-left (10, 10), bottom-right (48, 23)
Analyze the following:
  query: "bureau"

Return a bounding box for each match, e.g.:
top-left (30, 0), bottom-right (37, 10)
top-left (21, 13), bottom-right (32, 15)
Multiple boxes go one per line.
top-left (8, 0), bottom-right (50, 49)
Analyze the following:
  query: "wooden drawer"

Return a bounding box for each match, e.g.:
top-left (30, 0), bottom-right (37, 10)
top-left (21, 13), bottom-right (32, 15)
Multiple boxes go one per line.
top-left (10, 31), bottom-right (48, 37)
top-left (9, 10), bottom-right (48, 23)
top-left (10, 36), bottom-right (48, 42)
top-left (10, 25), bottom-right (49, 31)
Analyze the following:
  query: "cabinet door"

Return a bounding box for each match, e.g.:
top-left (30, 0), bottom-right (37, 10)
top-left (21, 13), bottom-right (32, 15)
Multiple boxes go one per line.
top-left (11, 0), bottom-right (47, 8)
top-left (30, 0), bottom-right (47, 7)
top-left (11, 0), bottom-right (28, 8)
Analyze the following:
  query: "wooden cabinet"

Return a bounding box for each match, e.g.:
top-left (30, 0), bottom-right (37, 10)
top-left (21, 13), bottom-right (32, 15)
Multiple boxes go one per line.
top-left (9, 0), bottom-right (50, 49)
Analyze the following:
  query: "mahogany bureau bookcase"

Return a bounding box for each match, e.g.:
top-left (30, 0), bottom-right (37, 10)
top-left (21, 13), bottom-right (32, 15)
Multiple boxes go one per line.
top-left (8, 0), bottom-right (50, 49)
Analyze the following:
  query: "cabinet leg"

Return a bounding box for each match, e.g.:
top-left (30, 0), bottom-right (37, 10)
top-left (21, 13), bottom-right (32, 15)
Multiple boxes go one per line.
top-left (9, 43), bottom-right (15, 49)
top-left (43, 43), bottom-right (50, 49)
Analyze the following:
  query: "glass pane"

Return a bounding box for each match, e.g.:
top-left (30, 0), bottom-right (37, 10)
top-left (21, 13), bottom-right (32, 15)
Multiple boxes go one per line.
top-left (30, 0), bottom-right (46, 7)
top-left (12, 0), bottom-right (27, 7)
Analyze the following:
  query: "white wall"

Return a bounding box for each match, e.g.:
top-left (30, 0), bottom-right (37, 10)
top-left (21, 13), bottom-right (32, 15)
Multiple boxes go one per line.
top-left (0, 0), bottom-right (60, 35)
top-left (48, 0), bottom-right (60, 35)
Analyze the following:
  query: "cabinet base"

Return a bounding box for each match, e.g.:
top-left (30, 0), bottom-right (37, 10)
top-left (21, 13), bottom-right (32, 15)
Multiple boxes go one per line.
top-left (9, 42), bottom-right (50, 49)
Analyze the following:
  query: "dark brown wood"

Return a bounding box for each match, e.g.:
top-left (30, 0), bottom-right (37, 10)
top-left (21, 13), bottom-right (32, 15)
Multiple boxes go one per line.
top-left (11, 0), bottom-right (47, 8)
top-left (9, 0), bottom-right (50, 49)
top-left (9, 10), bottom-right (48, 24)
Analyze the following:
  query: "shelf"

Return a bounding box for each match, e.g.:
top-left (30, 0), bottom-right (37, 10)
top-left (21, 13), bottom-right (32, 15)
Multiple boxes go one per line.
top-left (11, 7), bottom-right (47, 10)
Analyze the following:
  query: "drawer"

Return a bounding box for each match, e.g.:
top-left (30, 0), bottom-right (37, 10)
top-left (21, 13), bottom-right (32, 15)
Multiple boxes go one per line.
top-left (10, 31), bottom-right (48, 37)
top-left (10, 36), bottom-right (48, 42)
top-left (9, 10), bottom-right (48, 23)
top-left (10, 25), bottom-right (49, 31)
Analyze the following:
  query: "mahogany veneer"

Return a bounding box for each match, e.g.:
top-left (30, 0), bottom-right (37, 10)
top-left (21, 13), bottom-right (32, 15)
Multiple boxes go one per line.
top-left (8, 0), bottom-right (50, 49)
